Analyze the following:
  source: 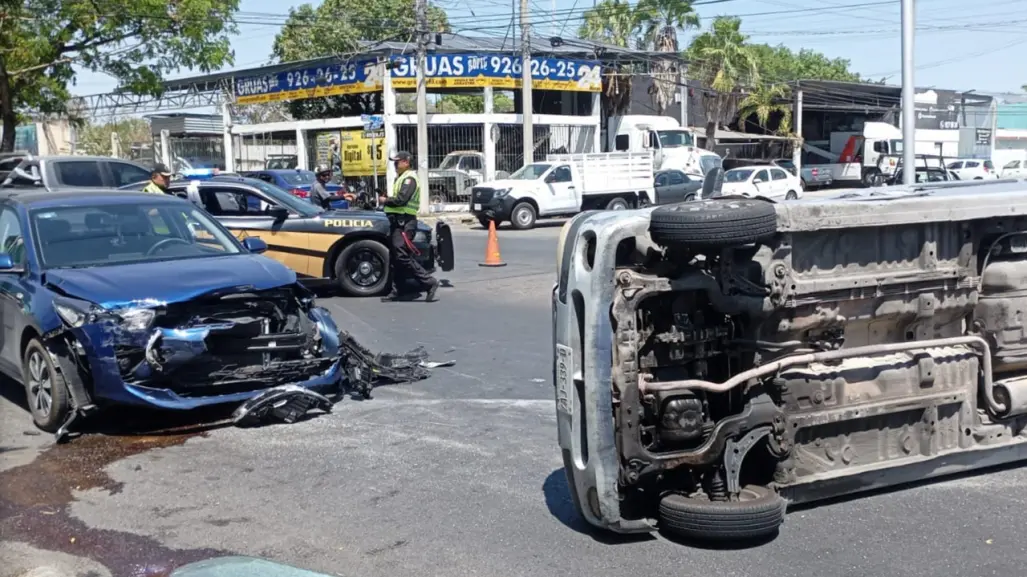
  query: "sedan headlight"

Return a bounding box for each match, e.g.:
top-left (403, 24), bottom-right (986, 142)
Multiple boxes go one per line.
top-left (118, 307), bottom-right (156, 331)
top-left (53, 296), bottom-right (106, 328)
top-left (493, 188), bottom-right (511, 198)
top-left (53, 296), bottom-right (156, 331)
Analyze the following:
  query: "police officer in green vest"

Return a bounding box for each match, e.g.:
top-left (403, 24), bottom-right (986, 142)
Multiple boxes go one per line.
top-left (378, 151), bottom-right (440, 302)
top-left (142, 164), bottom-right (173, 194)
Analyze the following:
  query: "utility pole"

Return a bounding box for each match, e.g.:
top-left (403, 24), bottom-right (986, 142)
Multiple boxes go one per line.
top-left (900, 0), bottom-right (915, 186)
top-left (520, 0), bottom-right (533, 168)
top-left (415, 0), bottom-right (430, 215)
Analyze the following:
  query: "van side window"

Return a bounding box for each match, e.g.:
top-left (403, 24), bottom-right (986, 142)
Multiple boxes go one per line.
top-left (614, 135), bottom-right (629, 152)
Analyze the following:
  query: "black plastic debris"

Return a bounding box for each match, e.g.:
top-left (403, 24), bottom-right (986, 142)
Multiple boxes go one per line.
top-left (232, 385), bottom-right (334, 427)
top-left (338, 330), bottom-right (434, 399)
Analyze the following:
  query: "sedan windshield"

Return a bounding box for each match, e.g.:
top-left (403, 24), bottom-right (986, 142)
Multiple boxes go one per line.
top-left (509, 163), bottom-right (552, 180)
top-left (725, 169), bottom-right (754, 183)
top-left (32, 202), bottom-right (242, 269)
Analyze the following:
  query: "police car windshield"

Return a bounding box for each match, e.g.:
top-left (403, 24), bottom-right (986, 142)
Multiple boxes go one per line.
top-left (246, 178), bottom-right (323, 216)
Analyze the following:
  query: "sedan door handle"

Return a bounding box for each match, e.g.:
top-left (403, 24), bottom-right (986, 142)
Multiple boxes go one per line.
top-left (567, 186), bottom-right (575, 189)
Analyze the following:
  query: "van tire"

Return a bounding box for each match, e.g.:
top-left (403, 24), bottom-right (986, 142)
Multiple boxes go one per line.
top-left (649, 198), bottom-right (777, 248)
top-left (659, 485), bottom-right (787, 541)
top-left (511, 202), bottom-right (537, 230)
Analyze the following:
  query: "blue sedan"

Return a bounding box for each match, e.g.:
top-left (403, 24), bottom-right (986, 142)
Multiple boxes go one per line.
top-left (0, 191), bottom-right (345, 436)
top-left (243, 169), bottom-right (349, 209)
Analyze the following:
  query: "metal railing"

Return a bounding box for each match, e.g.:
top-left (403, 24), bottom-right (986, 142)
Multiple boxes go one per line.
top-left (496, 123), bottom-right (596, 174)
top-left (395, 124), bottom-right (485, 203)
top-left (233, 132), bottom-right (296, 172)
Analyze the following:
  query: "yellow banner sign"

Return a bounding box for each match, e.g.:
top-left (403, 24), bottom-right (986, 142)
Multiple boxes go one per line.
top-left (340, 129), bottom-right (386, 177)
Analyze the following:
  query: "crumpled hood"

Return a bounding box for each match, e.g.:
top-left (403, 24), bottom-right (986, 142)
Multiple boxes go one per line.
top-left (44, 255), bottom-right (298, 309)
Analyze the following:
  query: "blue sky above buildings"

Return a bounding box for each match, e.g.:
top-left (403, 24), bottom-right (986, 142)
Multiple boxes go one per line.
top-left (69, 0), bottom-right (1026, 97)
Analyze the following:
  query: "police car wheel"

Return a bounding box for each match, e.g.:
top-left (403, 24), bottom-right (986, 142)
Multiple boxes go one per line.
top-left (334, 240), bottom-right (391, 297)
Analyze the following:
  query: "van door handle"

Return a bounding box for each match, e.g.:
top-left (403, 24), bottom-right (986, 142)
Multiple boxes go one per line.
top-left (567, 186), bottom-right (575, 189)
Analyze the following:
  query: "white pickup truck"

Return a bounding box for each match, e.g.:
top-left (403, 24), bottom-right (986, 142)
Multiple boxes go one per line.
top-left (469, 152), bottom-right (655, 230)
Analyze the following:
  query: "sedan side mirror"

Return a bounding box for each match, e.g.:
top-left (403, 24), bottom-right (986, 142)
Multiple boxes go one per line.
top-left (269, 206), bottom-right (289, 221)
top-left (242, 237), bottom-right (268, 253)
top-left (753, 178), bottom-right (765, 184)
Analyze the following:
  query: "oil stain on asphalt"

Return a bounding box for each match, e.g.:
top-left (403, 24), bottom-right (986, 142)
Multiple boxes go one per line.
top-left (0, 414), bottom-right (229, 577)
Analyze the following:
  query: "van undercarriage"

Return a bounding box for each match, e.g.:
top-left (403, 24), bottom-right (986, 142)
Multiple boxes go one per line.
top-left (554, 183), bottom-right (1027, 540)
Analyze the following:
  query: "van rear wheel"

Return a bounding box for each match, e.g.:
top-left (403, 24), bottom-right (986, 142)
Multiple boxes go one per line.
top-left (659, 485), bottom-right (786, 541)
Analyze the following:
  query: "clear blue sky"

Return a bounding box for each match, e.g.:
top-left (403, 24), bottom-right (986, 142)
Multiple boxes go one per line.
top-left (70, 0), bottom-right (1026, 97)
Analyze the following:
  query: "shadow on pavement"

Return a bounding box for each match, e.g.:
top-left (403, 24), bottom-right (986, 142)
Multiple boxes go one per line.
top-left (480, 220), bottom-right (567, 231)
top-left (542, 468), bottom-right (654, 545)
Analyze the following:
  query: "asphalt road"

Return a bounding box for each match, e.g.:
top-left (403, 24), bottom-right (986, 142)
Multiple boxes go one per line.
top-left (2, 221), bottom-right (1027, 577)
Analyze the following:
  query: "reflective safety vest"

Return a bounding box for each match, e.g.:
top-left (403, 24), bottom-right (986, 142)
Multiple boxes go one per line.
top-left (384, 171), bottom-right (420, 216)
top-left (142, 181), bottom-right (165, 194)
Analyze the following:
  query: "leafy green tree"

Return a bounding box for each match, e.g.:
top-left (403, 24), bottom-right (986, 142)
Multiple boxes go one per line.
top-left (749, 44), bottom-right (861, 85)
top-left (271, 0), bottom-right (449, 120)
top-left (637, 0), bottom-right (699, 115)
top-left (0, 0), bottom-right (239, 152)
top-left (579, 0), bottom-right (641, 116)
top-left (737, 84), bottom-right (791, 134)
top-left (432, 93), bottom-right (514, 113)
top-left (580, 0), bottom-right (698, 116)
top-left (686, 16), bottom-right (759, 147)
top-left (76, 117), bottom-right (152, 156)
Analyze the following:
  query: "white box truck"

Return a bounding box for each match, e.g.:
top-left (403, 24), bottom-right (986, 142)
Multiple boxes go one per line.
top-left (469, 151), bottom-right (655, 230)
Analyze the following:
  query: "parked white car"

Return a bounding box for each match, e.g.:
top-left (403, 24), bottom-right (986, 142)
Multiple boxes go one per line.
top-left (720, 166), bottom-right (803, 200)
top-left (946, 159), bottom-right (998, 180)
top-left (1000, 159), bottom-right (1027, 178)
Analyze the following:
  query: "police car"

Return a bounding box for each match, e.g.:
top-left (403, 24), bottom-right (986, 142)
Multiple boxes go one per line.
top-left (123, 174), bottom-right (454, 297)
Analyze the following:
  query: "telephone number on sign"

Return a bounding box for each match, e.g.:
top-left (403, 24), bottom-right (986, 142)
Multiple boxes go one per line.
top-left (486, 56), bottom-right (594, 79)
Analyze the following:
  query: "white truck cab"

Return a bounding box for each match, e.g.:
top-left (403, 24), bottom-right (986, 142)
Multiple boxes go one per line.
top-left (469, 152), bottom-right (655, 230)
top-left (608, 115), bottom-right (722, 178)
top-left (804, 121), bottom-right (904, 186)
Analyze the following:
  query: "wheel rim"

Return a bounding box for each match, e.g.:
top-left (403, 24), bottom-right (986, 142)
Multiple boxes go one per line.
top-left (27, 350), bottom-right (52, 417)
top-left (786, 192), bottom-right (797, 200)
top-left (515, 208), bottom-right (531, 226)
top-left (611, 202), bottom-right (626, 210)
top-left (347, 248), bottom-right (385, 288)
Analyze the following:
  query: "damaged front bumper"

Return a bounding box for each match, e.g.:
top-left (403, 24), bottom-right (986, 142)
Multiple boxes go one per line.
top-left (51, 290), bottom-right (345, 410)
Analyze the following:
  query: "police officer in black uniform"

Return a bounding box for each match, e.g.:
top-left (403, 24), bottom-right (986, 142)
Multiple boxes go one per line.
top-left (379, 151), bottom-right (439, 302)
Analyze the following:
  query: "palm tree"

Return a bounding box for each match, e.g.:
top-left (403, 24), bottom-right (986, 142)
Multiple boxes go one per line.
top-left (636, 0), bottom-right (700, 115)
top-left (737, 83), bottom-right (792, 134)
top-left (686, 16), bottom-right (760, 149)
top-left (579, 0), bottom-right (641, 116)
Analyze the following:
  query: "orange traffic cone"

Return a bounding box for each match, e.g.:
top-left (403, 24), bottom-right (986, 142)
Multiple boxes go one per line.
top-left (479, 220), bottom-right (507, 267)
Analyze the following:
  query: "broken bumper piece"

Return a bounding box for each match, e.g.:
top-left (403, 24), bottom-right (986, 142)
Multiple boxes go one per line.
top-left (232, 385), bottom-right (334, 427)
